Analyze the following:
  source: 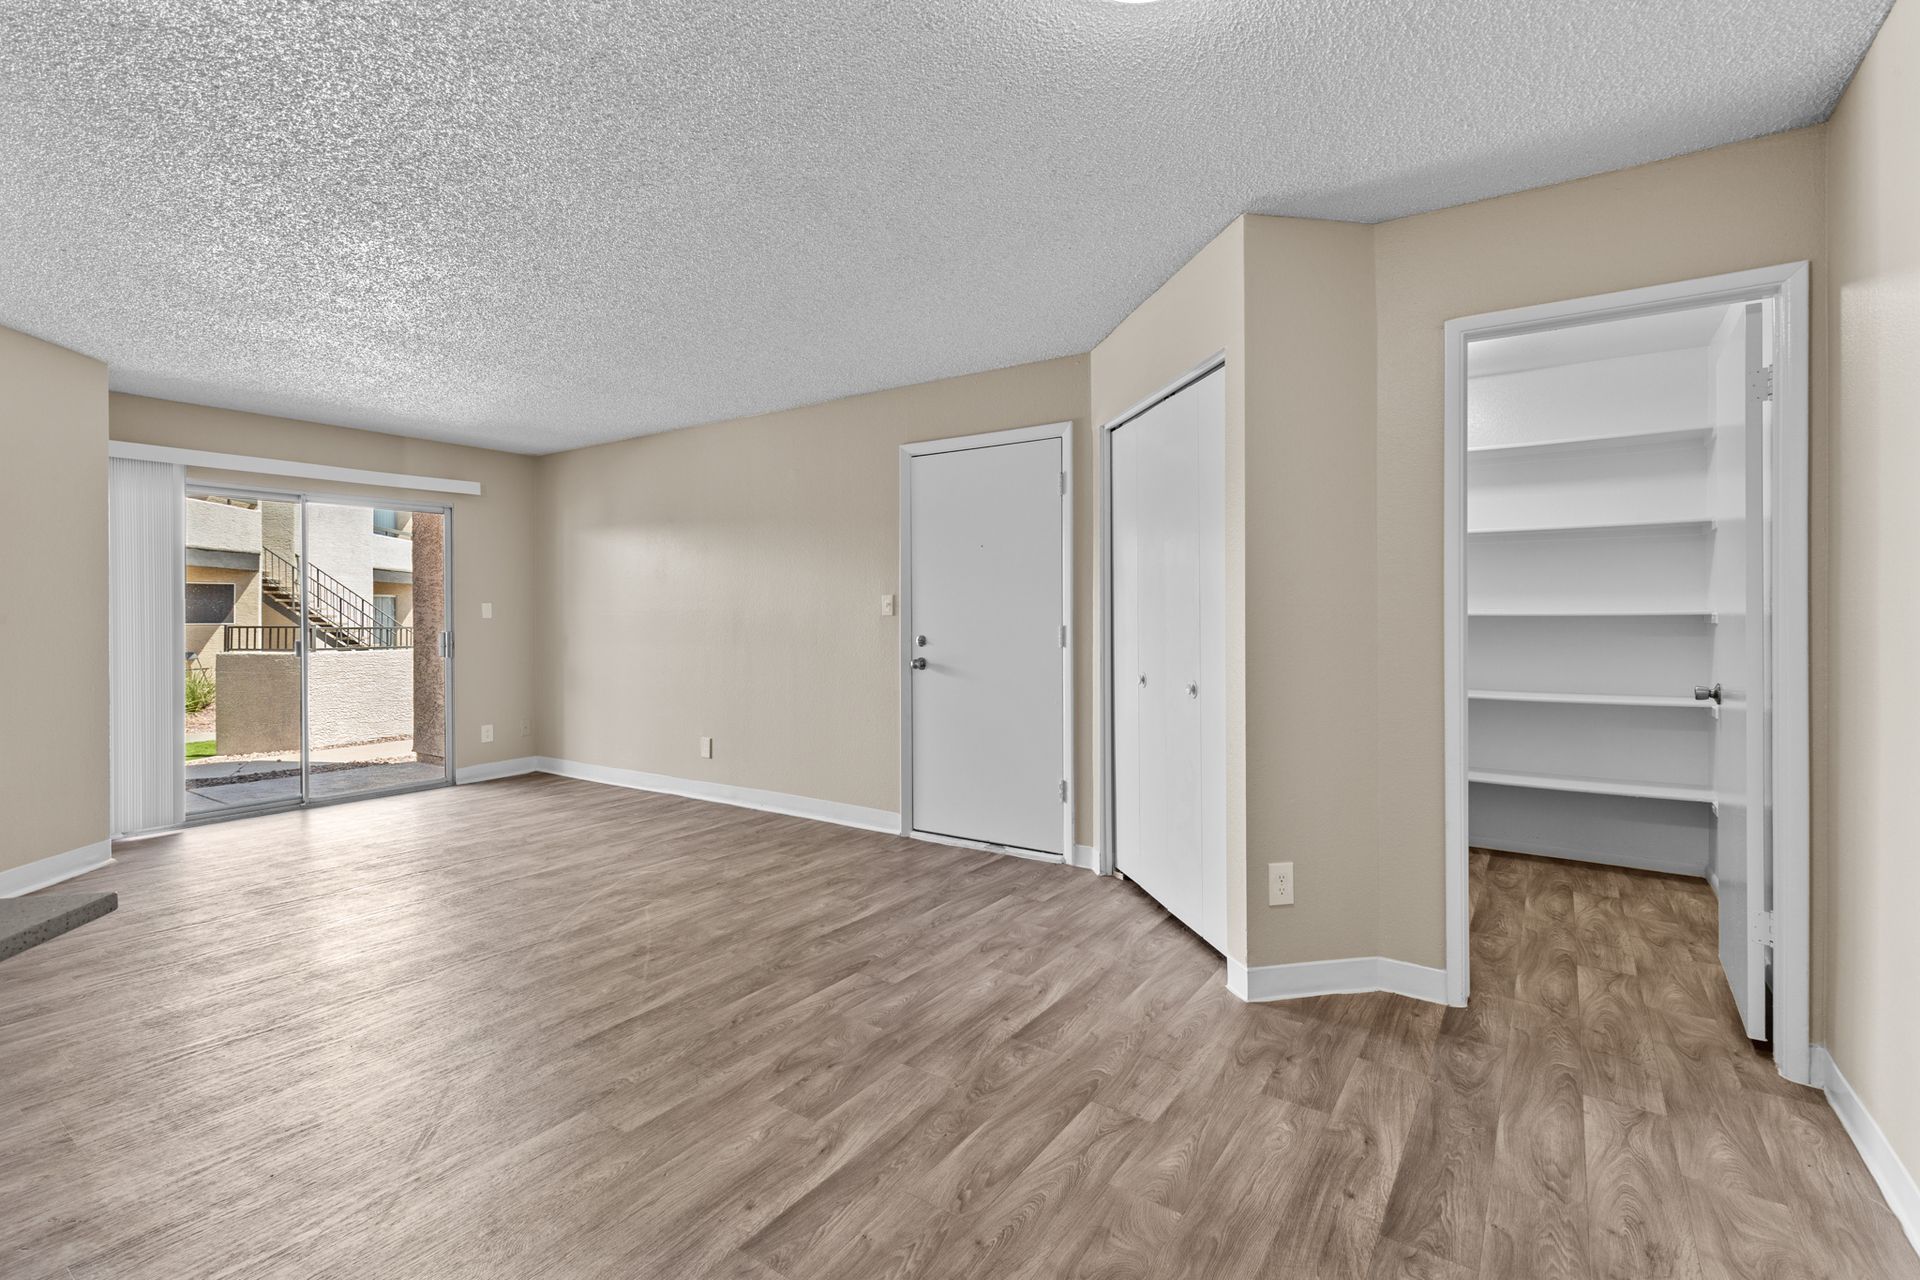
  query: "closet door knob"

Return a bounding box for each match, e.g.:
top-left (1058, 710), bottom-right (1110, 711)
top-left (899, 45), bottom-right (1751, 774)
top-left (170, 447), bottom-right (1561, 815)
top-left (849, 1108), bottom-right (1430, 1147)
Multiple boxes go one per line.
top-left (911, 657), bottom-right (927, 671)
top-left (1693, 684), bottom-right (1722, 704)
top-left (1187, 682), bottom-right (1199, 699)
top-left (1139, 674), bottom-right (1148, 687)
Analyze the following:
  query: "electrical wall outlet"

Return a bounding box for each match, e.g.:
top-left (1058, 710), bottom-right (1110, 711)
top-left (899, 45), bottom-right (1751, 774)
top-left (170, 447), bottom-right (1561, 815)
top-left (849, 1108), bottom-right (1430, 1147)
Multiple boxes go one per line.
top-left (1267, 861), bottom-right (1294, 907)
top-left (480, 724), bottom-right (495, 744)
top-left (699, 736), bottom-right (714, 759)
top-left (520, 718), bottom-right (531, 739)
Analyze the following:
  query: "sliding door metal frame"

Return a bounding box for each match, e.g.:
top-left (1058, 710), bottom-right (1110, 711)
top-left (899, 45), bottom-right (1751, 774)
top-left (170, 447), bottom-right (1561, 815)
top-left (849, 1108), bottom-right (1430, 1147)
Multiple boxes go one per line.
top-left (182, 482), bottom-right (456, 825)
top-left (184, 481), bottom-right (310, 824)
top-left (293, 491), bottom-right (458, 802)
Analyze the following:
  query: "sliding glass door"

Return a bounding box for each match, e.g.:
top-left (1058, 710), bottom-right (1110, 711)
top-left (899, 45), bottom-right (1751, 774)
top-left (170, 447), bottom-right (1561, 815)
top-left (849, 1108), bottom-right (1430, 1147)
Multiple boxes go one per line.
top-left (302, 501), bottom-right (449, 803)
top-left (182, 486), bottom-right (452, 821)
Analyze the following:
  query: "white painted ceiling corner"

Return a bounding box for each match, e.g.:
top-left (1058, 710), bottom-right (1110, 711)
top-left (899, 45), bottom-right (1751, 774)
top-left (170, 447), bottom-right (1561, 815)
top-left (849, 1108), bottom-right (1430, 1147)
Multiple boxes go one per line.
top-left (0, 0), bottom-right (1893, 453)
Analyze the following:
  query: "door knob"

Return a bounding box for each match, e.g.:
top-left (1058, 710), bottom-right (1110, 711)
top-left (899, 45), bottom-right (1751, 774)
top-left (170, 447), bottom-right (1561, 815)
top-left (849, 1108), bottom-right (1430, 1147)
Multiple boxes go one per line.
top-left (911, 657), bottom-right (928, 670)
top-left (1693, 683), bottom-right (1722, 704)
top-left (1138, 674), bottom-right (1148, 687)
top-left (1187, 682), bottom-right (1199, 699)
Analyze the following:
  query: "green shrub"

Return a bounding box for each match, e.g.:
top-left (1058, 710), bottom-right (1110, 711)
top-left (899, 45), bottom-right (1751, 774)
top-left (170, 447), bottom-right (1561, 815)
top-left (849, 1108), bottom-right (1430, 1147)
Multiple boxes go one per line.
top-left (185, 666), bottom-right (216, 714)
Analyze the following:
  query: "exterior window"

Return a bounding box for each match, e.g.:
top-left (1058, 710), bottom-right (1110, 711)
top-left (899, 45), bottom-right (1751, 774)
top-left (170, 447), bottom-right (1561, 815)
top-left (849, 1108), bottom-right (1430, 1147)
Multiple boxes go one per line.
top-left (186, 582), bottom-right (236, 625)
top-left (373, 595), bottom-right (400, 645)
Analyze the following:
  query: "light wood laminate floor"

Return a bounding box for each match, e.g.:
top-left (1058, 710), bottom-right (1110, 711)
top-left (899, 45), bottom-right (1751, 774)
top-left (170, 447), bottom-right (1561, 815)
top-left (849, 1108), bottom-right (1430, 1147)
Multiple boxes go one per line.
top-left (2, 776), bottom-right (1914, 1278)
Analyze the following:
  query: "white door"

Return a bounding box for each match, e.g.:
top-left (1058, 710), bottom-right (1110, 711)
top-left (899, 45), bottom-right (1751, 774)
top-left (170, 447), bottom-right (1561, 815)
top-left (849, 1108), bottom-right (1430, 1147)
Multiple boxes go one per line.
top-left (907, 437), bottom-right (1065, 855)
top-left (1112, 369), bottom-right (1227, 949)
top-left (1709, 302), bottom-right (1774, 1039)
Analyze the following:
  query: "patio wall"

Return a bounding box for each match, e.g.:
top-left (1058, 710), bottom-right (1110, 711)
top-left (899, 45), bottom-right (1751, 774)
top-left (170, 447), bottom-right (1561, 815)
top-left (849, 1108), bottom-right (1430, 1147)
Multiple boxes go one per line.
top-left (217, 648), bottom-right (414, 754)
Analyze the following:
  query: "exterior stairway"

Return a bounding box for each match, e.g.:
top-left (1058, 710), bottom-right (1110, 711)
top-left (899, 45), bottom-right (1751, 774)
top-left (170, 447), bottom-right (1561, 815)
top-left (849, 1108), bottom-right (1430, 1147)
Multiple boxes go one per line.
top-left (260, 548), bottom-right (379, 649)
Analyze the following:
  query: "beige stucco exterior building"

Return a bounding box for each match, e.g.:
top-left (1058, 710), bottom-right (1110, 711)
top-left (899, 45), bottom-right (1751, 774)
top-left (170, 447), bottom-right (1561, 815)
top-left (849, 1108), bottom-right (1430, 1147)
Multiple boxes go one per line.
top-left (186, 495), bottom-right (433, 752)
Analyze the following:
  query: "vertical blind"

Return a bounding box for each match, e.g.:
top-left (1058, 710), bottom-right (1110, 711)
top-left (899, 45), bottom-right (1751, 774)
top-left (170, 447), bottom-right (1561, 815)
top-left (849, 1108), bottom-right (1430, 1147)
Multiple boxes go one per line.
top-left (109, 457), bottom-right (186, 836)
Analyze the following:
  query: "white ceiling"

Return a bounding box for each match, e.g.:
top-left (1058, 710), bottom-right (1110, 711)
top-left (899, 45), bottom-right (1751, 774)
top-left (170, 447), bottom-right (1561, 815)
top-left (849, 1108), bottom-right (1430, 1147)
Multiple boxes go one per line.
top-left (0, 0), bottom-right (1890, 453)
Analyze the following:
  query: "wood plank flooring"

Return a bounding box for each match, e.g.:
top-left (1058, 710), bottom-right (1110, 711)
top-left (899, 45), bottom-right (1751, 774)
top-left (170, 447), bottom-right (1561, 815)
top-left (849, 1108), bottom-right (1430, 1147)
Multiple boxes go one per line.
top-left (1, 776), bottom-right (1914, 1278)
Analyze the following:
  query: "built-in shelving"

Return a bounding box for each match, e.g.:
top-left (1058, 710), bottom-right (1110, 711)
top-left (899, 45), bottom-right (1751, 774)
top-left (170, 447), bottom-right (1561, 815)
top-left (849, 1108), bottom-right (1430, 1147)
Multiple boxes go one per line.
top-left (1467, 517), bottom-right (1715, 539)
top-left (1468, 768), bottom-right (1716, 806)
top-left (1468, 689), bottom-right (1709, 709)
top-left (1467, 425), bottom-right (1715, 460)
top-left (1467, 324), bottom-right (1739, 875)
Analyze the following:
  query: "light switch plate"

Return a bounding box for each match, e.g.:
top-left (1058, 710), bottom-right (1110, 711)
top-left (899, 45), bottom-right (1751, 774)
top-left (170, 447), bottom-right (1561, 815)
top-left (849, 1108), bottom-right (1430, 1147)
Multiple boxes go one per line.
top-left (881, 595), bottom-right (896, 616)
top-left (699, 736), bottom-right (714, 759)
top-left (1267, 862), bottom-right (1294, 907)
top-left (480, 602), bottom-right (493, 619)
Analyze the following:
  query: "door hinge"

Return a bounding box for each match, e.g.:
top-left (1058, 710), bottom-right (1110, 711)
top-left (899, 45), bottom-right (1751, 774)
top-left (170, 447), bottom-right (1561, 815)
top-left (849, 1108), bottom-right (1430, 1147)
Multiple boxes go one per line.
top-left (1060, 780), bottom-right (1068, 803)
top-left (1060, 470), bottom-right (1068, 497)
top-left (1749, 366), bottom-right (1775, 402)
top-left (1752, 911), bottom-right (1775, 947)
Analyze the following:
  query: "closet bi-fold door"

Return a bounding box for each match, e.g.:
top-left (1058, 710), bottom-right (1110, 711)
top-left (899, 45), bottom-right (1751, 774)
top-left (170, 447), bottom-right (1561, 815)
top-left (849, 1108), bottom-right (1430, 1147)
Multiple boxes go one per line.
top-left (1112, 368), bottom-right (1226, 951)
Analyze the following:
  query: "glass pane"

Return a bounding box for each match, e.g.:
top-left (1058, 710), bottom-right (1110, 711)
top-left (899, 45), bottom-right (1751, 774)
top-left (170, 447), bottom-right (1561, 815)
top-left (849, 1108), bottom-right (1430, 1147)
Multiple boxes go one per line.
top-left (184, 492), bottom-right (306, 818)
top-left (302, 500), bottom-right (449, 801)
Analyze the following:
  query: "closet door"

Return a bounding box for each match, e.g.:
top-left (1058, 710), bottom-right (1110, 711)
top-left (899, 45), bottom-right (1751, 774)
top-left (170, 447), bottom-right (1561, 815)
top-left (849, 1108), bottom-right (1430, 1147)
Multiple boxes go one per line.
top-left (1113, 385), bottom-right (1198, 936)
top-left (1713, 302), bottom-right (1773, 1039)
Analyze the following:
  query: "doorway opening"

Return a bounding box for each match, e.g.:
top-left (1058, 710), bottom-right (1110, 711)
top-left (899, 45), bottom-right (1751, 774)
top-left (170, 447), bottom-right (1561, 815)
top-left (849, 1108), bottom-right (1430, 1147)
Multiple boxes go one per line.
top-left (1444, 264), bottom-right (1811, 1082)
top-left (183, 486), bottom-right (453, 821)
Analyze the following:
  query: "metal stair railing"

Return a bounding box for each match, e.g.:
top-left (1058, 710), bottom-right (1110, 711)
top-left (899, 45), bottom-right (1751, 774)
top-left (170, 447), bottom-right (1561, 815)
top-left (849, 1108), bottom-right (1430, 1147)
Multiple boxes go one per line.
top-left (260, 547), bottom-right (386, 649)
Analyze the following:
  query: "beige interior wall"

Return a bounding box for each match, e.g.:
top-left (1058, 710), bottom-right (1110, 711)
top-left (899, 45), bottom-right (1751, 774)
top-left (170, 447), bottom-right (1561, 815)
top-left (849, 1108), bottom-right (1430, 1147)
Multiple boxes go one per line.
top-left (1088, 220), bottom-right (1247, 956)
top-left (108, 394), bottom-right (540, 772)
top-left (0, 326), bottom-right (108, 877)
top-left (533, 356), bottom-right (1090, 826)
top-left (1822, 0), bottom-right (1920, 1187)
top-left (1241, 217), bottom-right (1379, 967)
top-left (1371, 126), bottom-right (1830, 968)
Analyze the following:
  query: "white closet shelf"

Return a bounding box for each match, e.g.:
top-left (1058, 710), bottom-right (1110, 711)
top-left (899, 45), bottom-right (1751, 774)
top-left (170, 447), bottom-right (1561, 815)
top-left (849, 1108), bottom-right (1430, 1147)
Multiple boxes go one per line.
top-left (1466, 517), bottom-right (1715, 539)
top-left (1467, 425), bottom-right (1716, 459)
top-left (1469, 607), bottom-right (1717, 621)
top-left (1468, 689), bottom-right (1710, 709)
top-left (1468, 769), bottom-right (1717, 805)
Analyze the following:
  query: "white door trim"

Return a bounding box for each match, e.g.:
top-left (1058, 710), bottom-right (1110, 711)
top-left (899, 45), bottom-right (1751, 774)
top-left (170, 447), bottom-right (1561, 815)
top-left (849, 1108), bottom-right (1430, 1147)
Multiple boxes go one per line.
top-left (898, 421), bottom-right (1075, 862)
top-left (1097, 352), bottom-right (1227, 877)
top-left (1442, 263), bottom-right (1812, 1084)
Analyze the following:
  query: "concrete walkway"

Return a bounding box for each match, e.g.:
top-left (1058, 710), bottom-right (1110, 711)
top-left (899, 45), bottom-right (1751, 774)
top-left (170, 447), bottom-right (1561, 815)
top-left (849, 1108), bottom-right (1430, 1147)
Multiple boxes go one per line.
top-left (186, 760), bottom-right (447, 817)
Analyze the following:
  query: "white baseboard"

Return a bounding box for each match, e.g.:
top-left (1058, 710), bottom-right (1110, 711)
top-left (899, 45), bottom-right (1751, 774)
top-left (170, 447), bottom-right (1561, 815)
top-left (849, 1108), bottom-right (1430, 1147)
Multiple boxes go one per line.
top-left (0, 840), bottom-right (115, 898)
top-left (1227, 955), bottom-right (1450, 1006)
top-left (1070, 843), bottom-right (1099, 871)
top-left (455, 756), bottom-right (542, 785)
top-left (1813, 1044), bottom-right (1920, 1259)
top-left (534, 758), bottom-right (900, 834)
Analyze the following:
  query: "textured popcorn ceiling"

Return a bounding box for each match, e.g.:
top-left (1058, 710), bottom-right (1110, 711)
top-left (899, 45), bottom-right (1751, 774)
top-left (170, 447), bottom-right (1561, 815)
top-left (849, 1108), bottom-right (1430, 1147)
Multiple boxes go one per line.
top-left (0, 1), bottom-right (1891, 452)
